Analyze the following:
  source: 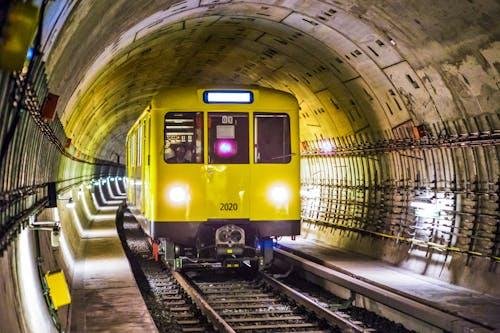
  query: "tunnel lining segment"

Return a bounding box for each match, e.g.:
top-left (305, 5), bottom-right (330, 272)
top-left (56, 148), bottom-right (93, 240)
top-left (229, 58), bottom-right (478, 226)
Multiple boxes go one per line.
top-left (37, 0), bottom-right (500, 294)
top-left (48, 1), bottom-right (434, 161)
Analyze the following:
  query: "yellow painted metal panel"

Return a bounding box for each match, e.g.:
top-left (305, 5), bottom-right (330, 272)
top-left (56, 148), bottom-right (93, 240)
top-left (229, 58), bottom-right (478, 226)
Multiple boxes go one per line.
top-left (44, 270), bottom-right (71, 310)
top-left (249, 164), bottom-right (301, 220)
top-left (127, 86), bottom-right (300, 231)
top-left (205, 164), bottom-right (250, 219)
top-left (153, 164), bottom-right (208, 222)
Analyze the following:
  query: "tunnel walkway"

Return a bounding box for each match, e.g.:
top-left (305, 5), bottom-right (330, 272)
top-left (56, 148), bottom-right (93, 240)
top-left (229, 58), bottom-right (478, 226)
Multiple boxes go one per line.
top-left (277, 238), bottom-right (500, 330)
top-left (61, 181), bottom-right (157, 332)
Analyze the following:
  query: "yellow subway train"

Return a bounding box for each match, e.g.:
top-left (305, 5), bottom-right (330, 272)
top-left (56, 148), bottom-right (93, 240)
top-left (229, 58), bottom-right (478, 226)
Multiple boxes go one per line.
top-left (126, 86), bottom-right (300, 269)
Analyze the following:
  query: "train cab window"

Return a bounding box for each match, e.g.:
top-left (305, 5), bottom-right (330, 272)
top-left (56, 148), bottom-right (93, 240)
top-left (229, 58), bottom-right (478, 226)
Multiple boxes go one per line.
top-left (164, 112), bottom-right (204, 163)
top-left (208, 113), bottom-right (249, 164)
top-left (254, 113), bottom-right (291, 163)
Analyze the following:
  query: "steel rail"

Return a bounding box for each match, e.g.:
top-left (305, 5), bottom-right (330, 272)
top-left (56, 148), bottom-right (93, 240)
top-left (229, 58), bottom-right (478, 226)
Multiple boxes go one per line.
top-left (171, 271), bottom-right (236, 333)
top-left (274, 247), bottom-right (494, 333)
top-left (261, 272), bottom-right (366, 332)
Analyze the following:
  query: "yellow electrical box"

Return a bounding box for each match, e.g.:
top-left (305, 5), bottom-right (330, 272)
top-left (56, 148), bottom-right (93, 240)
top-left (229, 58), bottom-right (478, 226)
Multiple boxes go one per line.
top-left (0, 2), bottom-right (39, 71)
top-left (44, 270), bottom-right (71, 310)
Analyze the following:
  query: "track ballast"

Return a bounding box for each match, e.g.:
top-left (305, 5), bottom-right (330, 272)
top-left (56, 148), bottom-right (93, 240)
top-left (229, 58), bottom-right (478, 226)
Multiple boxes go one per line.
top-left (117, 208), bottom-right (413, 333)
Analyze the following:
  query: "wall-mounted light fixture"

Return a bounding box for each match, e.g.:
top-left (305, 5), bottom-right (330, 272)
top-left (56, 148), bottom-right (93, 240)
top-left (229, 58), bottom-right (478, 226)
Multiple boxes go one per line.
top-left (57, 195), bottom-right (75, 209)
top-left (28, 215), bottom-right (61, 248)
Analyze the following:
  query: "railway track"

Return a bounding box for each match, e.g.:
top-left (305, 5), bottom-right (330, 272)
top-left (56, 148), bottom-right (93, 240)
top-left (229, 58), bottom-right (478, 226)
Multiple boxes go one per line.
top-left (117, 209), bottom-right (409, 332)
top-left (185, 274), bottom-right (337, 333)
top-left (118, 211), bottom-right (213, 332)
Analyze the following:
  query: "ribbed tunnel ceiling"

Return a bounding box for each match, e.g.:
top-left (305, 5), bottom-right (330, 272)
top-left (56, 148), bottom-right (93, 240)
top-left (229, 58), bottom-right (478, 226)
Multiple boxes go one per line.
top-left (1, 6), bottom-right (499, 327)
top-left (44, 0), bottom-right (500, 161)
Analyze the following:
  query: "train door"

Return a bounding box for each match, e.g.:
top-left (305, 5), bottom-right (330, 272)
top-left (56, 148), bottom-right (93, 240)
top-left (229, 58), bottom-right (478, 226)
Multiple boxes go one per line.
top-left (136, 124), bottom-right (143, 211)
top-left (206, 112), bottom-right (250, 219)
top-left (141, 116), bottom-right (150, 215)
top-left (130, 132), bottom-right (137, 206)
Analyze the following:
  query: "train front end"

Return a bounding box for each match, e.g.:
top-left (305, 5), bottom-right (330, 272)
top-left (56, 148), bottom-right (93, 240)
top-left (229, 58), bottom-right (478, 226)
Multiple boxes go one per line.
top-left (149, 86), bottom-right (300, 270)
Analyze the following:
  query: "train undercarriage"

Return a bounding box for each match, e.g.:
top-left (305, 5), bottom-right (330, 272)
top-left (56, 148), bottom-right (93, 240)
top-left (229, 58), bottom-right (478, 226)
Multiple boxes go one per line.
top-left (153, 223), bottom-right (275, 271)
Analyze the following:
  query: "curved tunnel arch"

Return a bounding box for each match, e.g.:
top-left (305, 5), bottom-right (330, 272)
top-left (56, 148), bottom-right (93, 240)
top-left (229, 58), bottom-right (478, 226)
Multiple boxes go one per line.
top-left (48, 0), bottom-right (498, 161)
top-left (0, 1), bottom-right (499, 331)
top-left (49, 1), bottom-right (454, 160)
top-left (34, 0), bottom-right (500, 289)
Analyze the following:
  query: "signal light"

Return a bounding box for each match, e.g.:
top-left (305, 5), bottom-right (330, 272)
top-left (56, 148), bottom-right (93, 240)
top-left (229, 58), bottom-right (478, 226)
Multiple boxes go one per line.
top-left (214, 139), bottom-right (237, 158)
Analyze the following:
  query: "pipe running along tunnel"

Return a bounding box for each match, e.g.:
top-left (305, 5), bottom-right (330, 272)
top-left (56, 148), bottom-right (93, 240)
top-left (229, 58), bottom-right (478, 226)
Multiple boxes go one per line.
top-left (0, 1), bottom-right (499, 332)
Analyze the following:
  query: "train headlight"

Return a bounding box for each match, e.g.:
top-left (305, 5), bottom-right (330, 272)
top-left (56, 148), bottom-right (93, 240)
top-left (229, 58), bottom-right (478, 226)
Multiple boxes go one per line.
top-left (168, 186), bottom-right (189, 205)
top-left (268, 185), bottom-right (290, 205)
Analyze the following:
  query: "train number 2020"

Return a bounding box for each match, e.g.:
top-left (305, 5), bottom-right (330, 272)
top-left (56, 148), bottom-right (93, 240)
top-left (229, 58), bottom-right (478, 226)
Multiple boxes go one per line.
top-left (220, 202), bottom-right (238, 211)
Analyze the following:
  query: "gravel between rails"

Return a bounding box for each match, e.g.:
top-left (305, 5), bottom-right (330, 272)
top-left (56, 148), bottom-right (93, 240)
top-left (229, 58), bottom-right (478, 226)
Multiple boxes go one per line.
top-left (116, 210), bottom-right (214, 333)
top-left (117, 208), bottom-right (415, 333)
top-left (279, 273), bottom-right (416, 333)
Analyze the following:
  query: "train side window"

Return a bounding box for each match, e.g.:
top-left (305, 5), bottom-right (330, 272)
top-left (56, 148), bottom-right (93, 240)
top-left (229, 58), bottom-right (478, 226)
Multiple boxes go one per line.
top-left (208, 113), bottom-right (249, 164)
top-left (254, 113), bottom-right (291, 163)
top-left (164, 112), bottom-right (204, 163)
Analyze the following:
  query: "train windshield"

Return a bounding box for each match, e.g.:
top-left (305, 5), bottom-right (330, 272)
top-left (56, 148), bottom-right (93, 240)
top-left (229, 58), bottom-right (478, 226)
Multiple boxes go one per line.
top-left (254, 113), bottom-right (291, 163)
top-left (164, 112), bottom-right (204, 163)
top-left (208, 113), bottom-right (249, 164)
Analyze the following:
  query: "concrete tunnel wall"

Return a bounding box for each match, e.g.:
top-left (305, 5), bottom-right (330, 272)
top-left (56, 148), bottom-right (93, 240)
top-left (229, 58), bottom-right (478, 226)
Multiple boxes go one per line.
top-left (38, 0), bottom-right (498, 292)
top-left (0, 1), bottom-right (499, 332)
top-left (0, 182), bottom-right (122, 333)
top-left (1, 206), bottom-right (66, 333)
top-left (0, 113), bottom-right (119, 332)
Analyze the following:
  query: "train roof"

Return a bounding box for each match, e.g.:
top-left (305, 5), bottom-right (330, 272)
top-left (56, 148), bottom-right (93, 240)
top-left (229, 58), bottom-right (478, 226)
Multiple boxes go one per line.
top-left (127, 85), bottom-right (299, 138)
top-left (150, 85), bottom-right (299, 111)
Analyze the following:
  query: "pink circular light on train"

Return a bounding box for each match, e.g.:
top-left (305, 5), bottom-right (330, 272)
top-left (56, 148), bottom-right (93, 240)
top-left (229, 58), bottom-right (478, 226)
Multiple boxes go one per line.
top-left (215, 139), bottom-right (237, 158)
